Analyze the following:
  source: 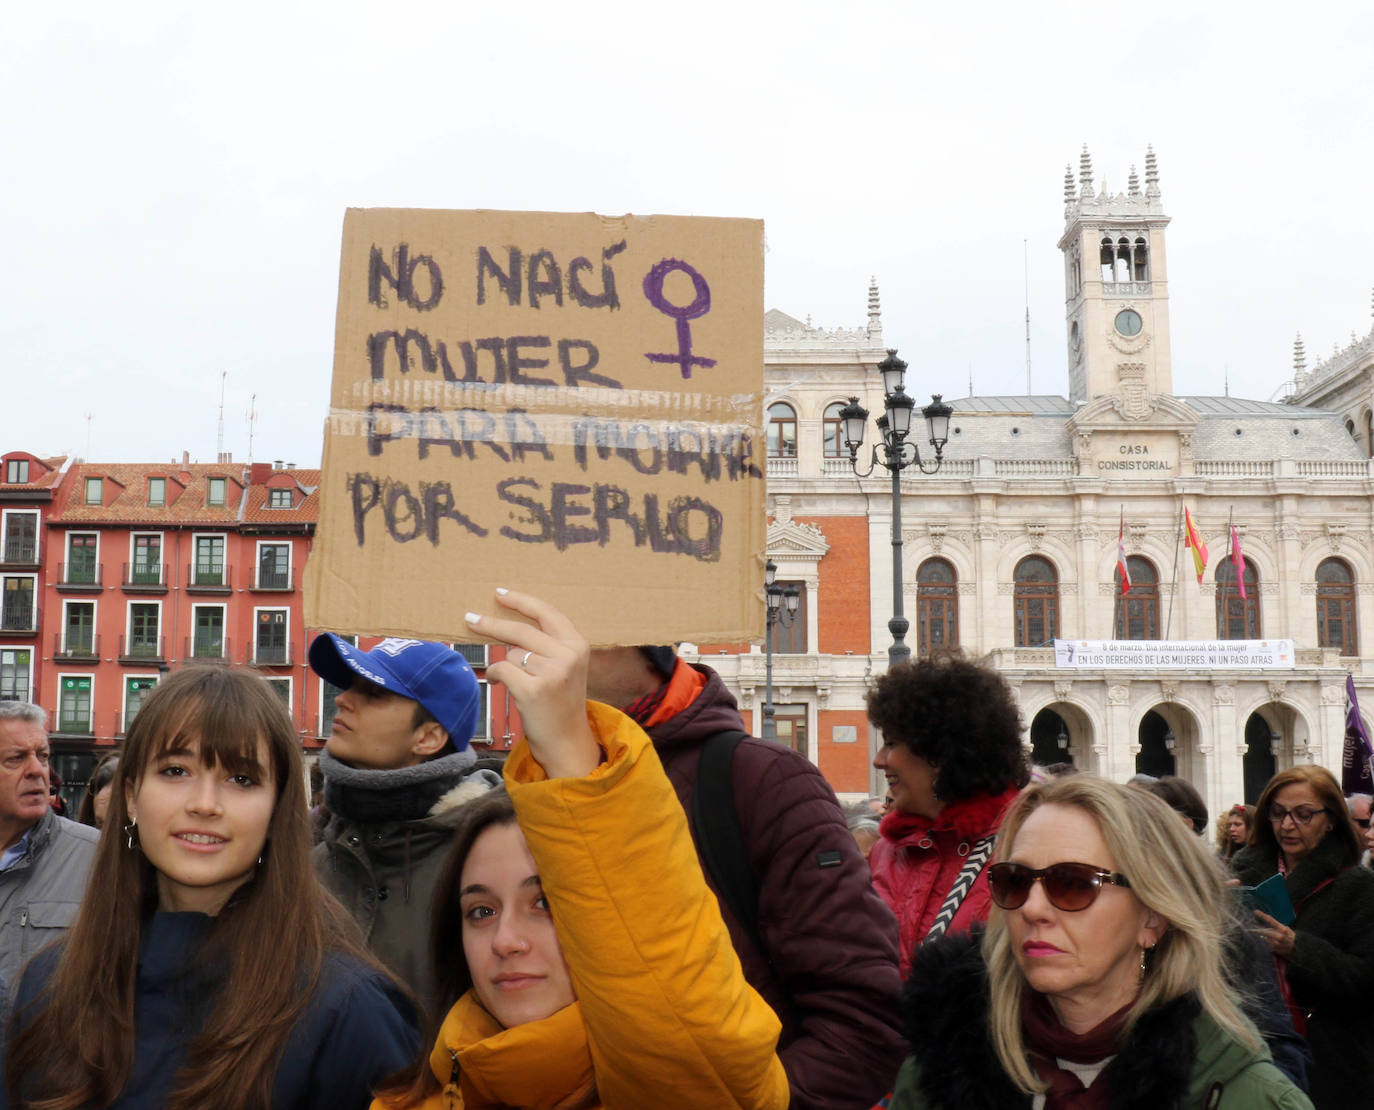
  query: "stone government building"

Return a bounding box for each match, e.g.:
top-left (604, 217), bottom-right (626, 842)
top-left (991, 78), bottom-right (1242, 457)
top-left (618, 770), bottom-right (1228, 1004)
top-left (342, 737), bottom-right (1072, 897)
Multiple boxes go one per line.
top-left (687, 146), bottom-right (1374, 816)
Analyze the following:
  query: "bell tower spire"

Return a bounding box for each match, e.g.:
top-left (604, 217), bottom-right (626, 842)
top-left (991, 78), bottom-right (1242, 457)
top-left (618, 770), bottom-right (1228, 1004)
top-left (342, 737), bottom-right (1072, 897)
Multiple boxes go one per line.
top-left (1058, 144), bottom-right (1173, 404)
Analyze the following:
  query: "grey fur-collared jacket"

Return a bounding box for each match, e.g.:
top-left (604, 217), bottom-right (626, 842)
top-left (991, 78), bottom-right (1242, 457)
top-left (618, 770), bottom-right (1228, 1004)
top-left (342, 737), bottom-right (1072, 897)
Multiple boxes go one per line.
top-left (0, 810), bottom-right (97, 1001)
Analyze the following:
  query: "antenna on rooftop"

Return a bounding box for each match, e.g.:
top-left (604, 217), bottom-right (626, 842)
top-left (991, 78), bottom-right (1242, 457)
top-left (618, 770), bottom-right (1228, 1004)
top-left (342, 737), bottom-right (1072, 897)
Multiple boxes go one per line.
top-left (247, 393), bottom-right (257, 465)
top-left (216, 371), bottom-right (227, 462)
top-left (1023, 238), bottom-right (1032, 394)
top-left (84, 413), bottom-right (93, 461)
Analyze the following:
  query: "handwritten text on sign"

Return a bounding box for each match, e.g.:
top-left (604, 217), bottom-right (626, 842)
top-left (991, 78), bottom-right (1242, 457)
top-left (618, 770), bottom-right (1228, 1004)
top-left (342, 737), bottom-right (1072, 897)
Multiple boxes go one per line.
top-left (308, 210), bottom-right (766, 646)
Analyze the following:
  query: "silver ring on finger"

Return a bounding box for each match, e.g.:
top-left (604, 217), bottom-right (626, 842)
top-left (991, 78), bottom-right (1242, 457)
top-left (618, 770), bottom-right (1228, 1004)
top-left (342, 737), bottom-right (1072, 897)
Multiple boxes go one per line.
top-left (519, 650), bottom-right (533, 670)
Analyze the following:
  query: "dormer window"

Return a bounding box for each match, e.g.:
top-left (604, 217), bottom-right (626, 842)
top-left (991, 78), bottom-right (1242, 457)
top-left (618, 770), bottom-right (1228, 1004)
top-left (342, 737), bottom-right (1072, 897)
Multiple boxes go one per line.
top-left (84, 477), bottom-right (103, 505)
top-left (208, 478), bottom-right (226, 507)
top-left (268, 488), bottom-right (292, 509)
top-left (147, 477), bottom-right (166, 507)
top-left (5, 460), bottom-right (28, 484)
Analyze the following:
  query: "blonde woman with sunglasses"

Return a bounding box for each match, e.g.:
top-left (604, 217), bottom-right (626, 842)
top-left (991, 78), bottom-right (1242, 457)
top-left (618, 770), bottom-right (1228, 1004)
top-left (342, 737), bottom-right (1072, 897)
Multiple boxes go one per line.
top-left (883, 776), bottom-right (1309, 1110)
top-left (1232, 765), bottom-right (1374, 1110)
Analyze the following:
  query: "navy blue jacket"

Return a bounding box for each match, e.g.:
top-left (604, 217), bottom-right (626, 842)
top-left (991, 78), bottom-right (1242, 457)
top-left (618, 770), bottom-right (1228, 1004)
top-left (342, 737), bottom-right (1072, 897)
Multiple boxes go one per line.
top-left (5, 912), bottom-right (417, 1109)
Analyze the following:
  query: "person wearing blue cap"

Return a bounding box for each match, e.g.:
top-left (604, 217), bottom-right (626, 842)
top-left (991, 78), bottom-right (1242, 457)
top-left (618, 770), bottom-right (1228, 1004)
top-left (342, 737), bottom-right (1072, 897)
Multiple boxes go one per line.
top-left (309, 635), bottom-right (500, 1022)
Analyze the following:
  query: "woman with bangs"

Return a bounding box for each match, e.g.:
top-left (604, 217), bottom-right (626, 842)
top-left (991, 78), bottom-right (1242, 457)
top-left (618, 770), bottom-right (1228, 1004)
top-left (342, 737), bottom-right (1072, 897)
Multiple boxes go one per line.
top-left (3, 665), bottom-right (419, 1110)
top-left (883, 775), bottom-right (1310, 1109)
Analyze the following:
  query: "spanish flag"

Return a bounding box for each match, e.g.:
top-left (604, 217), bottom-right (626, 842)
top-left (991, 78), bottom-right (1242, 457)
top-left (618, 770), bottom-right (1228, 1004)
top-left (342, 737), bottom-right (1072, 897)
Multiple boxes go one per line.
top-left (1184, 507), bottom-right (1208, 584)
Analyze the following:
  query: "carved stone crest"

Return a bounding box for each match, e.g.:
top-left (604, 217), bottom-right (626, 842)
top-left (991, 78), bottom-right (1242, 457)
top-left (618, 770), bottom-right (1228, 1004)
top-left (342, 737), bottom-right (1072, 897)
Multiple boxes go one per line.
top-left (1111, 362), bottom-right (1155, 421)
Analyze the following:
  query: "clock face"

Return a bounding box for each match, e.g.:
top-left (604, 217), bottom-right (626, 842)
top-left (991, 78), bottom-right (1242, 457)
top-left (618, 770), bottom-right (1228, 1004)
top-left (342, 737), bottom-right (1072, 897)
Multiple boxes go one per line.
top-left (1114, 309), bottom-right (1143, 337)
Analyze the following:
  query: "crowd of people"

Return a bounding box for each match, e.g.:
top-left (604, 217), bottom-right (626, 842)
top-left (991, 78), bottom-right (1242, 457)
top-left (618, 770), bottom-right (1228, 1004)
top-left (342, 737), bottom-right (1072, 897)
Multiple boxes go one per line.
top-left (0, 616), bottom-right (1370, 1108)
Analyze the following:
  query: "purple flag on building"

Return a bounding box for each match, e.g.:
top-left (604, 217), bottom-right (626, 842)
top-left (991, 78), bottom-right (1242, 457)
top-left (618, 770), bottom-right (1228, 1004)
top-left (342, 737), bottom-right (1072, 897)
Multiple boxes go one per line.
top-left (1342, 674), bottom-right (1374, 795)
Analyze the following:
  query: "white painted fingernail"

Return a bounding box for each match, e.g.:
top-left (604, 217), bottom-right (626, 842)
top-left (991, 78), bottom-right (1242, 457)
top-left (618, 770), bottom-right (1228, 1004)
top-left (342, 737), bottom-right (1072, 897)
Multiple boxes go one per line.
top-left (464, 612), bottom-right (482, 624)
top-left (495, 587), bottom-right (509, 596)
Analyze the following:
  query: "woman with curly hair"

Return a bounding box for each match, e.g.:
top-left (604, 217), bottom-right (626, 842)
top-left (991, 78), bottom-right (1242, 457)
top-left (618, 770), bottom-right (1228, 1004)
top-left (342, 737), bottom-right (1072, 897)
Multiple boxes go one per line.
top-left (866, 652), bottom-right (1029, 975)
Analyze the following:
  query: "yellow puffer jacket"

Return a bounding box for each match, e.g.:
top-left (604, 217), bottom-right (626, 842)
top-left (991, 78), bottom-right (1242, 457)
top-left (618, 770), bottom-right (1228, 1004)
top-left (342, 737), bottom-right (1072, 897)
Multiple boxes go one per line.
top-left (374, 702), bottom-right (789, 1110)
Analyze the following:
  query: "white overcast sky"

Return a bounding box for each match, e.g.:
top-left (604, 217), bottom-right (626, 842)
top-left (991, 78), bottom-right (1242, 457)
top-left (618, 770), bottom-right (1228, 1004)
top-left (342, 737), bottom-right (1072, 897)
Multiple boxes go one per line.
top-left (4, 0), bottom-right (1372, 466)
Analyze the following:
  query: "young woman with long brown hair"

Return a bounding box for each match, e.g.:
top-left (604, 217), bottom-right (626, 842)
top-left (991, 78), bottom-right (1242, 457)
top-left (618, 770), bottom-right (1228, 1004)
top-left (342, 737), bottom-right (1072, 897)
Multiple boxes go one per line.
top-left (372, 589), bottom-right (789, 1110)
top-left (4, 665), bottom-right (418, 1110)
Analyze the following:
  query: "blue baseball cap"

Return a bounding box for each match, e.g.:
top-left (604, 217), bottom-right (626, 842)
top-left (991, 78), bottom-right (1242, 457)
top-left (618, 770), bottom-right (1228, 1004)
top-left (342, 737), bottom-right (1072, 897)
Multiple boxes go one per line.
top-left (308, 634), bottom-right (480, 750)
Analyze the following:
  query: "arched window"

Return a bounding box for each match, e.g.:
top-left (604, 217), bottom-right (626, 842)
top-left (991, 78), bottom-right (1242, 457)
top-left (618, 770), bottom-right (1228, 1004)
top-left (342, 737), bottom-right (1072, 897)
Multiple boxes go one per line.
top-left (916, 558), bottom-right (958, 655)
top-left (1316, 557), bottom-right (1358, 656)
top-left (767, 402), bottom-right (796, 458)
top-left (1215, 556), bottom-right (1260, 639)
top-left (1014, 556), bottom-right (1059, 647)
top-left (822, 402), bottom-right (847, 458)
top-left (1364, 411), bottom-right (1373, 459)
top-left (1119, 556), bottom-right (1159, 639)
top-left (1132, 237), bottom-right (1150, 281)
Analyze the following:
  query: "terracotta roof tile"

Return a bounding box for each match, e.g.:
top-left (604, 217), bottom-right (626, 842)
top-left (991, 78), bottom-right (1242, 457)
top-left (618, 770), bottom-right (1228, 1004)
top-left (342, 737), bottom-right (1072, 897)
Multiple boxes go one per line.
top-left (53, 463), bottom-right (247, 526)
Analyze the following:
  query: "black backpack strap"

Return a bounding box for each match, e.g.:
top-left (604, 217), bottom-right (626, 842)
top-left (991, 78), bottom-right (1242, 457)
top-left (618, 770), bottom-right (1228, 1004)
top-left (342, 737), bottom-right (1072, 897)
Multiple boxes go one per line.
top-left (690, 729), bottom-right (765, 953)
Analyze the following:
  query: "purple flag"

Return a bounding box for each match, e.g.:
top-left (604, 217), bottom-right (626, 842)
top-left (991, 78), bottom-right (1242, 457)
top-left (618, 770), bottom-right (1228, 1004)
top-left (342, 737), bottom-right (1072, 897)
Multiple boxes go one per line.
top-left (1342, 674), bottom-right (1374, 795)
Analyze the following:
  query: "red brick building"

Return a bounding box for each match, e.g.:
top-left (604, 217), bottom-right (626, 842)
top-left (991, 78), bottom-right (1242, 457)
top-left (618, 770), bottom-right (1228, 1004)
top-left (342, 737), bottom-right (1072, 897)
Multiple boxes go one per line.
top-left (2, 450), bottom-right (518, 808)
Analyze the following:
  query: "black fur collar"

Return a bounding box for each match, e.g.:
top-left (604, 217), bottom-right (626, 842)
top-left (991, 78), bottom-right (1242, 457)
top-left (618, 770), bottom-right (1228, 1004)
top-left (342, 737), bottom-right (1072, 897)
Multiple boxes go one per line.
top-left (902, 931), bottom-right (1198, 1110)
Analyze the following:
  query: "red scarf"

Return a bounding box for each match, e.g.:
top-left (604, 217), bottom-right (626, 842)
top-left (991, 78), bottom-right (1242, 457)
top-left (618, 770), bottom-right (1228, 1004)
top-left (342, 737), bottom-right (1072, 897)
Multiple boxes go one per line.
top-left (1021, 990), bottom-right (1131, 1110)
top-left (879, 786), bottom-right (1021, 844)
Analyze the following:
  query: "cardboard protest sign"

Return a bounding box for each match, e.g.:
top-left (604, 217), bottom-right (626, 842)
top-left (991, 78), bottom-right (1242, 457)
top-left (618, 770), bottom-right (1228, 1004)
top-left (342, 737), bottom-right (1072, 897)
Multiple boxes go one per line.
top-left (305, 209), bottom-right (766, 646)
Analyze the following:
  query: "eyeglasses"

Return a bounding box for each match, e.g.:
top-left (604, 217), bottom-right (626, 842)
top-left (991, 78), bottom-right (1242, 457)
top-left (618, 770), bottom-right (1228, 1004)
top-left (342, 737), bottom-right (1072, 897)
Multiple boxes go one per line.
top-left (1267, 805), bottom-right (1329, 827)
top-left (986, 861), bottom-right (1131, 912)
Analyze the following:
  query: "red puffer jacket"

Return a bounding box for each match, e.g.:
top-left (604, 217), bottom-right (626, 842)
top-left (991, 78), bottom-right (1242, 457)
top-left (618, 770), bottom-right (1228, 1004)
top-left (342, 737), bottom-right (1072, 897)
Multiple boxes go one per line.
top-left (869, 786), bottom-right (1021, 977)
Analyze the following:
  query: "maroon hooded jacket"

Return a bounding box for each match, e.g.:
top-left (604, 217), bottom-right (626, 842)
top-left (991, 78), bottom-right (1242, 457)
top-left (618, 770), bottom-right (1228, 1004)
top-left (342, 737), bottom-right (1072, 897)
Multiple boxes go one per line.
top-left (642, 663), bottom-right (906, 1110)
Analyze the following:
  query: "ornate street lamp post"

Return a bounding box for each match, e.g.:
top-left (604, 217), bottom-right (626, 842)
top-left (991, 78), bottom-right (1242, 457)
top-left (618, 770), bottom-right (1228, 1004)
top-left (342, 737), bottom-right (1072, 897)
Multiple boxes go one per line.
top-left (763, 559), bottom-right (800, 742)
top-left (837, 349), bottom-right (953, 668)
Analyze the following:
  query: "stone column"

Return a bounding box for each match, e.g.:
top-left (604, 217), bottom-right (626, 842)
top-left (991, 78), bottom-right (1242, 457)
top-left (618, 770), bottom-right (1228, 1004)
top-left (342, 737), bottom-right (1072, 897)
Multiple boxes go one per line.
top-left (1209, 682), bottom-right (1241, 817)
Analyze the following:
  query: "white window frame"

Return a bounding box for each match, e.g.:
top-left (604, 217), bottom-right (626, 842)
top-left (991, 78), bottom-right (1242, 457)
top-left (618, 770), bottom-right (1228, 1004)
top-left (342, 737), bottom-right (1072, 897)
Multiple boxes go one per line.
top-left (1, 573), bottom-right (38, 631)
top-left (65, 530), bottom-right (100, 577)
top-left (1, 509), bottom-right (40, 563)
top-left (0, 647), bottom-right (35, 702)
top-left (56, 672), bottom-right (95, 734)
top-left (125, 598), bottom-right (163, 657)
top-left (190, 603), bottom-right (228, 659)
top-left (252, 605), bottom-right (290, 665)
top-left (129, 530), bottom-right (165, 584)
top-left (263, 676), bottom-right (293, 708)
top-left (471, 679), bottom-right (492, 741)
top-left (255, 540), bottom-right (293, 589)
top-left (121, 673), bottom-right (160, 732)
top-left (191, 532), bottom-right (226, 585)
top-left (60, 598), bottom-right (97, 655)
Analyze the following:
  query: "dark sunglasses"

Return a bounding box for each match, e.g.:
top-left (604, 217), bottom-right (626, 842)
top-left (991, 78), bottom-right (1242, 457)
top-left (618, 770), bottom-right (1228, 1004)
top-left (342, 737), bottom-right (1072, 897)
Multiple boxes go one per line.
top-left (987, 861), bottom-right (1132, 912)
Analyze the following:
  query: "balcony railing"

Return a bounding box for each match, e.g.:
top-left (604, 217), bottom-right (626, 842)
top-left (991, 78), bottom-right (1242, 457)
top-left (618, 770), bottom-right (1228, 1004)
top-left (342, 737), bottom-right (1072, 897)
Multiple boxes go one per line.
top-left (53, 632), bottom-right (100, 660)
top-left (187, 634), bottom-right (230, 661)
top-left (1, 601), bottom-right (37, 633)
top-left (187, 563), bottom-right (233, 592)
top-left (119, 634), bottom-right (165, 663)
top-left (2, 539), bottom-right (37, 564)
top-left (59, 561), bottom-right (103, 589)
top-left (252, 640), bottom-right (293, 667)
top-left (55, 711), bottom-right (94, 735)
top-left (122, 562), bottom-right (168, 590)
top-left (253, 568), bottom-right (292, 591)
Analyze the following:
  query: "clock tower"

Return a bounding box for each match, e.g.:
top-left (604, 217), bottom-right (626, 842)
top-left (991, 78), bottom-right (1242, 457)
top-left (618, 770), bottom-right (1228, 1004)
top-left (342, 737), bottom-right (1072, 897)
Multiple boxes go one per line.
top-left (1059, 145), bottom-right (1173, 405)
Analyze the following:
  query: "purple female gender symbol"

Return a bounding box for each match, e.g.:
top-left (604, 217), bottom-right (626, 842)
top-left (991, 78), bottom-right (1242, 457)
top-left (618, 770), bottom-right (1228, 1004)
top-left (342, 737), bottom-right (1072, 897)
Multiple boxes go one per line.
top-left (642, 258), bottom-right (718, 380)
